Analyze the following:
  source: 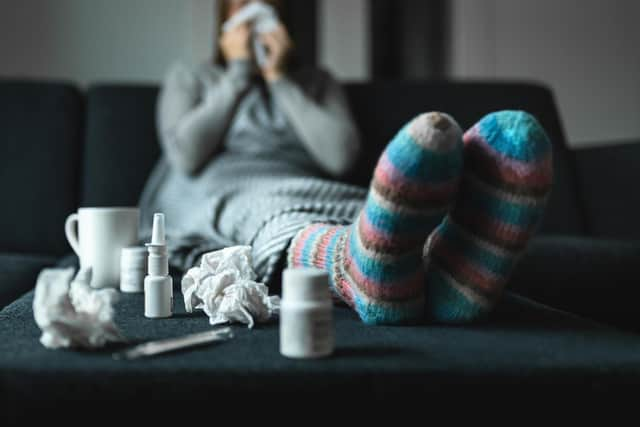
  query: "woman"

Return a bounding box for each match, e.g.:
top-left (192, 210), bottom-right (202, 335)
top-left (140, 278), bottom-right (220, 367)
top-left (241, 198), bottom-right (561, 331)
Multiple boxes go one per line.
top-left (141, 0), bottom-right (553, 325)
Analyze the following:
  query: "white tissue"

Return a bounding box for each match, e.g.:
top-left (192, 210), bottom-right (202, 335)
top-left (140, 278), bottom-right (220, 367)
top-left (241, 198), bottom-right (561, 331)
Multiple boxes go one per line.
top-left (222, 1), bottom-right (280, 67)
top-left (181, 246), bottom-right (280, 328)
top-left (33, 267), bottom-right (124, 349)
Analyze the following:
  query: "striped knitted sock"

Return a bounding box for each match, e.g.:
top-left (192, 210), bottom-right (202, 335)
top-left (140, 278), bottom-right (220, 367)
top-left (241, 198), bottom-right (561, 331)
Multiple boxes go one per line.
top-left (287, 112), bottom-right (463, 325)
top-left (424, 110), bottom-right (553, 323)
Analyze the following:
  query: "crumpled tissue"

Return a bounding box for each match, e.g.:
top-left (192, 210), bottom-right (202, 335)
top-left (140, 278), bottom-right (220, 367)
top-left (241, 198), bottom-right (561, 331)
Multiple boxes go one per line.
top-left (33, 267), bottom-right (125, 349)
top-left (181, 246), bottom-right (280, 328)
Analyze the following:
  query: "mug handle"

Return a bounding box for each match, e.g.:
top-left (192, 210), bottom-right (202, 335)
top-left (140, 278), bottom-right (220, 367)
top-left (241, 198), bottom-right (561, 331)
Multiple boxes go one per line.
top-left (64, 213), bottom-right (81, 256)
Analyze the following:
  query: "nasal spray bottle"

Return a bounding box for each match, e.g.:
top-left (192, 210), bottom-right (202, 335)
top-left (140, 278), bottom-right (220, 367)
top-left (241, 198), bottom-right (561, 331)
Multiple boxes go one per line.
top-left (144, 213), bottom-right (173, 318)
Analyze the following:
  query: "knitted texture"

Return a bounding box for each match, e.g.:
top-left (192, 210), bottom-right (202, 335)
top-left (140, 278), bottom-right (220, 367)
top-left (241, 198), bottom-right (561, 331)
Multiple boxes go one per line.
top-left (288, 112), bottom-right (463, 324)
top-left (424, 110), bottom-right (553, 323)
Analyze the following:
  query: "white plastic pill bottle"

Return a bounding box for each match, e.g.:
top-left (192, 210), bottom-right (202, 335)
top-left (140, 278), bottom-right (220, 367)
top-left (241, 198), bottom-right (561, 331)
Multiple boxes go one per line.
top-left (280, 267), bottom-right (334, 359)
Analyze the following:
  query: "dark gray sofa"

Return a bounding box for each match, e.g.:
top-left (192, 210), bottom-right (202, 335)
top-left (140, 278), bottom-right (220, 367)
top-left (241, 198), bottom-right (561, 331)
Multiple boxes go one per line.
top-left (2, 79), bottom-right (640, 413)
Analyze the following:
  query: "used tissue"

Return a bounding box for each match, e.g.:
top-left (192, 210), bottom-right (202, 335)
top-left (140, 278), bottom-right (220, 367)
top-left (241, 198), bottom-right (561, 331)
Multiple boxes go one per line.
top-left (33, 267), bottom-right (125, 349)
top-left (181, 246), bottom-right (280, 328)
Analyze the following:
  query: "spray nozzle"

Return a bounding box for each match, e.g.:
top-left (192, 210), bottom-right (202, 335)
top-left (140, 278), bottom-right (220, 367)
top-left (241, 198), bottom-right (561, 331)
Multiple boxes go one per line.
top-left (149, 213), bottom-right (165, 246)
top-left (146, 213), bottom-right (169, 276)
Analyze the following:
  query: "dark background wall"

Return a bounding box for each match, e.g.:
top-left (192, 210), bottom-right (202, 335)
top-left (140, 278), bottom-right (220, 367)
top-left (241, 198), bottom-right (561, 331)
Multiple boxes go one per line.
top-left (0, 0), bottom-right (638, 148)
top-left (370, 0), bottom-right (448, 79)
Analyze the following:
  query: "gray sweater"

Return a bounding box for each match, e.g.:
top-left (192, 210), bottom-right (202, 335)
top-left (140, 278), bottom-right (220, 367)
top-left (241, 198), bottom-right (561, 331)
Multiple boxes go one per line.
top-left (156, 59), bottom-right (361, 177)
top-left (140, 59), bottom-right (366, 279)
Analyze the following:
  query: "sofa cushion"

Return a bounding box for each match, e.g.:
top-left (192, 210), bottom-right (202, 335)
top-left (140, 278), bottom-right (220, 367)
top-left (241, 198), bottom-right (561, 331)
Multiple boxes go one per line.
top-left (574, 141), bottom-right (640, 240)
top-left (1, 289), bottom-right (639, 417)
top-left (82, 85), bottom-right (160, 207)
top-left (344, 81), bottom-right (585, 236)
top-left (0, 80), bottom-right (82, 255)
top-left (510, 235), bottom-right (640, 331)
top-left (0, 252), bottom-right (56, 308)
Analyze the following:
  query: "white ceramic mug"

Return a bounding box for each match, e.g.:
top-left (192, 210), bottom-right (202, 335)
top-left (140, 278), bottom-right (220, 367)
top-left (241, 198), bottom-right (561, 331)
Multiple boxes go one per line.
top-left (65, 207), bottom-right (140, 289)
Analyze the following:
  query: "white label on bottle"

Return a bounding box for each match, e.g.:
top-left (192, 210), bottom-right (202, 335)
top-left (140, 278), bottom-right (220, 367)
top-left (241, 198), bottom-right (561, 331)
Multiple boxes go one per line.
top-left (280, 304), bottom-right (334, 358)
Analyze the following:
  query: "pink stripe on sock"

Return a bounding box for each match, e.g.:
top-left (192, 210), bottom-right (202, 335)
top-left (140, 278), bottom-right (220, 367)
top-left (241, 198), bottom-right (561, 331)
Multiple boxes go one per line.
top-left (342, 237), bottom-right (424, 300)
top-left (290, 223), bottom-right (324, 266)
top-left (358, 212), bottom-right (424, 252)
top-left (430, 233), bottom-right (504, 297)
top-left (454, 210), bottom-right (534, 248)
top-left (464, 127), bottom-right (553, 189)
top-left (314, 226), bottom-right (340, 269)
top-left (375, 153), bottom-right (459, 202)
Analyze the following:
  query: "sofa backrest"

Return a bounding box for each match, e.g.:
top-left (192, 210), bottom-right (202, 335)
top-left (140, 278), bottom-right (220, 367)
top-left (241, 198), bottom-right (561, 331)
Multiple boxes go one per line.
top-left (82, 80), bottom-right (585, 236)
top-left (81, 85), bottom-right (160, 207)
top-left (0, 80), bottom-right (83, 256)
top-left (0, 79), bottom-right (586, 257)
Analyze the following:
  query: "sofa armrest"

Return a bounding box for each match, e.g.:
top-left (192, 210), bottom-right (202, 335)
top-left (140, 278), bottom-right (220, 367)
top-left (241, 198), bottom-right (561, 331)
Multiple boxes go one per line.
top-left (0, 253), bottom-right (57, 309)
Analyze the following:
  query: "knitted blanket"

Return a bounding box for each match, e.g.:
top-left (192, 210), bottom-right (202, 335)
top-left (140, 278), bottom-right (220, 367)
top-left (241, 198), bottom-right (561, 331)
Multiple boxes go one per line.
top-left (139, 153), bottom-right (366, 285)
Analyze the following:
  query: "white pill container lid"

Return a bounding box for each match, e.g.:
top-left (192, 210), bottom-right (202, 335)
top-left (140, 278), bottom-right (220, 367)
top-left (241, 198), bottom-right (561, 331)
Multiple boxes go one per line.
top-left (281, 267), bottom-right (330, 302)
top-left (121, 246), bottom-right (147, 266)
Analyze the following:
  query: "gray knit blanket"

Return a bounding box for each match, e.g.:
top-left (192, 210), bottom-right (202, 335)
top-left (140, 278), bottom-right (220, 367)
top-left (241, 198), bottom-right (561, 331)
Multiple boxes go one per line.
top-left (139, 152), bottom-right (367, 285)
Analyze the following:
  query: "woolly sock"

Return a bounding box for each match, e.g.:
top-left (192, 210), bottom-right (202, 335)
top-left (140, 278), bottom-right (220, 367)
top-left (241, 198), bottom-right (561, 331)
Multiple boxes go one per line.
top-left (287, 112), bottom-right (463, 325)
top-left (424, 110), bottom-right (553, 323)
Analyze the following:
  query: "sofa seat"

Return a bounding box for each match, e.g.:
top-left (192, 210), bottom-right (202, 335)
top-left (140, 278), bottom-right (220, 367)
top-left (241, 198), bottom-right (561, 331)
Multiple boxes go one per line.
top-left (2, 287), bottom-right (640, 417)
top-left (510, 236), bottom-right (640, 331)
top-left (0, 253), bottom-right (57, 309)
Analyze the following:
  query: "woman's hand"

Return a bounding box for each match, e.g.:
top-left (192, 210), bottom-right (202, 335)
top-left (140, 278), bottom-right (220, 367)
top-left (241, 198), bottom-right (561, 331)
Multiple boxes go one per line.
top-left (260, 24), bottom-right (293, 82)
top-left (219, 23), bottom-right (252, 61)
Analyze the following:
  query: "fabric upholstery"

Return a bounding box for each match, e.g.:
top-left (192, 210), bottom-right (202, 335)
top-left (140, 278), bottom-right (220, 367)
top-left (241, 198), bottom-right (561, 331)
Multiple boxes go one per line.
top-left (0, 80), bottom-right (82, 255)
top-left (0, 253), bottom-right (56, 308)
top-left (575, 141), bottom-right (640, 240)
top-left (510, 235), bottom-right (640, 331)
top-left (2, 289), bottom-right (639, 416)
top-left (81, 85), bottom-right (160, 207)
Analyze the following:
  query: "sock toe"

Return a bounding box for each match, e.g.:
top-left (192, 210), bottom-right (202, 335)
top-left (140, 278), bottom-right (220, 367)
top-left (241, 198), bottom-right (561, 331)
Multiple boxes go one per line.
top-left (474, 110), bottom-right (551, 161)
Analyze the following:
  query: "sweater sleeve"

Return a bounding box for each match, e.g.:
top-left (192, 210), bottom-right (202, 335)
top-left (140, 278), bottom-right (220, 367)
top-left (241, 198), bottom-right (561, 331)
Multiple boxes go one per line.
top-left (156, 60), bottom-right (252, 175)
top-left (267, 69), bottom-right (361, 177)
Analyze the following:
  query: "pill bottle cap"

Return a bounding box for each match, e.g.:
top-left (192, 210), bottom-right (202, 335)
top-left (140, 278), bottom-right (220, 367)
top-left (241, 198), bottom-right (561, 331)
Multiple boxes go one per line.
top-left (282, 267), bottom-right (330, 302)
top-left (121, 246), bottom-right (148, 269)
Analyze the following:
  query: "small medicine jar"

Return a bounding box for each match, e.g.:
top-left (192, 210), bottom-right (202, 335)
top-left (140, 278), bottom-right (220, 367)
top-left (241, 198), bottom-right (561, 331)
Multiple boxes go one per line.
top-left (120, 246), bottom-right (147, 293)
top-left (280, 267), bottom-right (334, 359)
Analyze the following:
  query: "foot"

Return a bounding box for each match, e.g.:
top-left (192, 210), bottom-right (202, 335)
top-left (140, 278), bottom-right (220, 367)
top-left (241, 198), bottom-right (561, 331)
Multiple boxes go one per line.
top-left (424, 110), bottom-right (553, 323)
top-left (287, 112), bottom-right (463, 324)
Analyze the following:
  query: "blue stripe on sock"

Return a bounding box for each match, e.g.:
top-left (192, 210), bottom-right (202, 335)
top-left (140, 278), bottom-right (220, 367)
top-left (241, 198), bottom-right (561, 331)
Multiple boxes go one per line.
top-left (348, 230), bottom-right (421, 285)
top-left (460, 188), bottom-right (545, 227)
top-left (426, 268), bottom-right (487, 323)
top-left (324, 226), bottom-right (344, 271)
top-left (438, 223), bottom-right (516, 276)
top-left (352, 291), bottom-right (424, 325)
top-left (385, 128), bottom-right (462, 182)
top-left (363, 194), bottom-right (444, 235)
top-left (299, 226), bottom-right (328, 267)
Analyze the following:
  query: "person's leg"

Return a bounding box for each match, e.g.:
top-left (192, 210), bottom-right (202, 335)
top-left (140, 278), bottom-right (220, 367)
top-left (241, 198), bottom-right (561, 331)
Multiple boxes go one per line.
top-left (288, 112), bottom-right (463, 325)
top-left (424, 110), bottom-right (553, 323)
